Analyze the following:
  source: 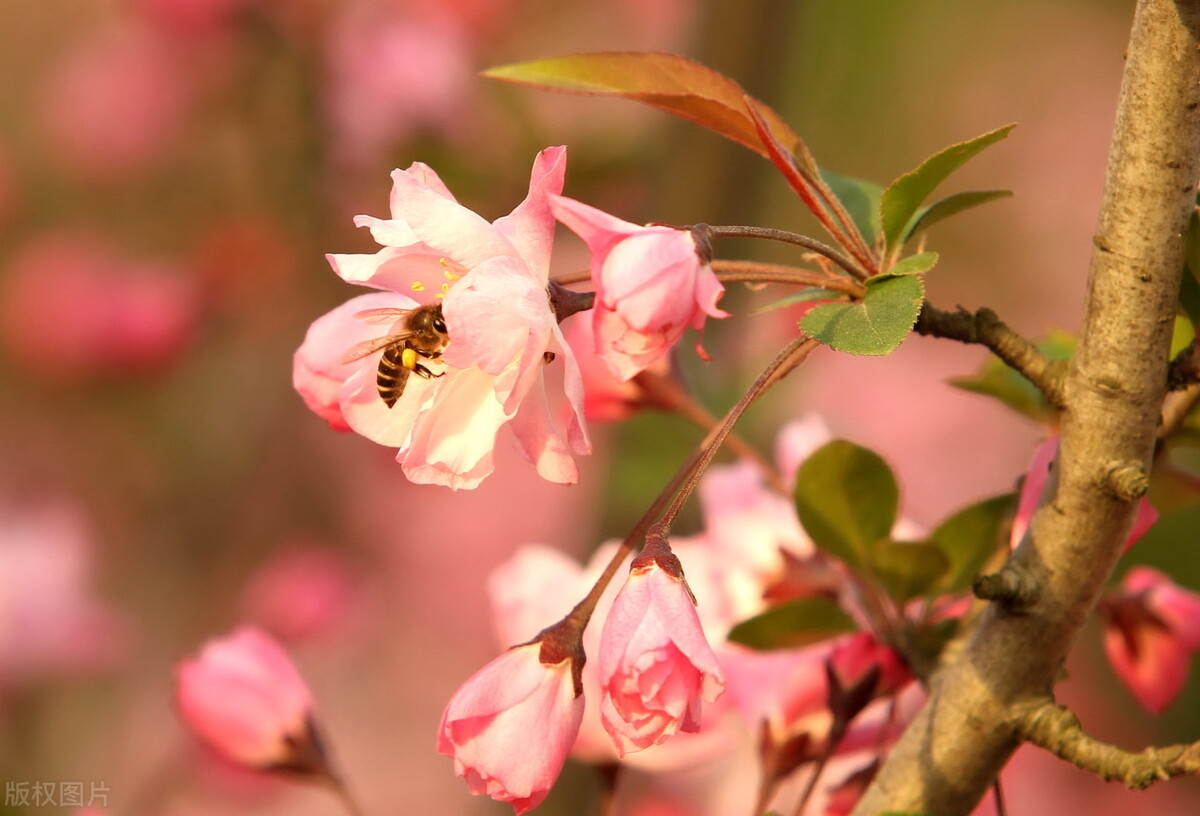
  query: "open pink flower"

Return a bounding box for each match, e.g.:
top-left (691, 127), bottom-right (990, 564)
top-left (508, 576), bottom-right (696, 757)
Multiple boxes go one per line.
top-left (550, 196), bottom-right (728, 381)
top-left (598, 544), bottom-right (726, 756)
top-left (295, 147), bottom-right (590, 489)
top-left (1010, 438), bottom-right (1158, 550)
top-left (174, 627), bottom-right (327, 773)
top-left (1101, 566), bottom-right (1200, 714)
top-left (438, 642), bottom-right (584, 815)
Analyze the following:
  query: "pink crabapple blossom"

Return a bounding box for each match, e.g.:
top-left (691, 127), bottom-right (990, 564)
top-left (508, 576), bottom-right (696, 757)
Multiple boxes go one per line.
top-left (598, 538), bottom-right (727, 756)
top-left (293, 146), bottom-right (590, 488)
top-left (1100, 566), bottom-right (1200, 715)
top-left (174, 626), bottom-right (328, 773)
top-left (550, 194), bottom-right (729, 381)
top-left (437, 641), bottom-right (584, 815)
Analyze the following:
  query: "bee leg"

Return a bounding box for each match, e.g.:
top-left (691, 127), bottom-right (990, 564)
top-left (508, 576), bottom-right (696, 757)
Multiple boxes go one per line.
top-left (412, 363), bottom-right (446, 380)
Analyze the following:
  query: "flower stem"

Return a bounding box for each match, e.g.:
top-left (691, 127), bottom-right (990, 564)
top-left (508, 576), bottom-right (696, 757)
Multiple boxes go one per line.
top-left (706, 225), bottom-right (870, 281)
top-left (317, 773), bottom-right (369, 816)
top-left (711, 259), bottom-right (865, 298)
top-left (565, 336), bottom-right (816, 633)
top-left (658, 336), bottom-right (818, 532)
top-left (633, 369), bottom-right (788, 495)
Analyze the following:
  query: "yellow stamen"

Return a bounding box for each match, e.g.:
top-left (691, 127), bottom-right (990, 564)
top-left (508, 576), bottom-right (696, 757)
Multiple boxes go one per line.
top-left (439, 258), bottom-right (466, 281)
top-left (410, 281), bottom-right (426, 292)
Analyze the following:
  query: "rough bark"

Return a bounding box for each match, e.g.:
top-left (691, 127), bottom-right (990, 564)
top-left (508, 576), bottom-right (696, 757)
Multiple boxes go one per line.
top-left (852, 1), bottom-right (1200, 814)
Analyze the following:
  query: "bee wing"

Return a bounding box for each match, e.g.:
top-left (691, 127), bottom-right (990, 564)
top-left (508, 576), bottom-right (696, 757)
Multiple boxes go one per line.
top-left (353, 307), bottom-right (414, 325)
top-left (341, 332), bottom-right (413, 364)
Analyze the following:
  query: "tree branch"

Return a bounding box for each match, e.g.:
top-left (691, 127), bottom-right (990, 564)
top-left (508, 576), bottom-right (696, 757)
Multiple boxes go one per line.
top-left (853, 2), bottom-right (1200, 813)
top-left (915, 303), bottom-right (1067, 407)
top-left (1013, 698), bottom-right (1200, 789)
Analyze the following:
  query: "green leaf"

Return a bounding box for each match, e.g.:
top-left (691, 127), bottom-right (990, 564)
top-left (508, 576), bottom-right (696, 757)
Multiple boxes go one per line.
top-left (801, 273), bottom-right (925, 355)
top-left (1186, 207), bottom-right (1200, 282)
top-left (889, 251), bottom-right (939, 276)
top-left (929, 493), bottom-right (1016, 594)
top-left (1181, 208), bottom-right (1200, 325)
top-left (1179, 262), bottom-right (1200, 327)
top-left (904, 189), bottom-right (1013, 243)
top-left (794, 440), bottom-right (899, 570)
top-left (753, 288), bottom-right (841, 314)
top-left (727, 597), bottom-right (858, 650)
top-left (869, 539), bottom-right (951, 602)
top-left (948, 331), bottom-right (1075, 421)
top-left (1172, 314), bottom-right (1195, 358)
top-left (822, 169), bottom-right (884, 246)
top-left (483, 52), bottom-right (800, 159)
top-left (880, 124), bottom-right (1016, 250)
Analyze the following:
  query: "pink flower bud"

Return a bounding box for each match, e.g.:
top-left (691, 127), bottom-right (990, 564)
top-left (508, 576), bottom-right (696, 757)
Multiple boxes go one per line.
top-left (174, 627), bottom-right (327, 773)
top-left (438, 642), bottom-right (584, 815)
top-left (550, 195), bottom-right (728, 381)
top-left (1101, 566), bottom-right (1200, 714)
top-left (598, 547), bottom-right (726, 756)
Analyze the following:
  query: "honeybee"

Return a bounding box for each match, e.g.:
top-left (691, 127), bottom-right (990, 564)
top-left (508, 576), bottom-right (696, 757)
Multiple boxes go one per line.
top-left (342, 303), bottom-right (450, 407)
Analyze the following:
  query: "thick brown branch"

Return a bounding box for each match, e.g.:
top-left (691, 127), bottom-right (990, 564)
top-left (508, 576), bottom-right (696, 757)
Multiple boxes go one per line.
top-left (1013, 699), bottom-right (1200, 789)
top-left (915, 303), bottom-right (1067, 407)
top-left (854, 2), bottom-right (1200, 813)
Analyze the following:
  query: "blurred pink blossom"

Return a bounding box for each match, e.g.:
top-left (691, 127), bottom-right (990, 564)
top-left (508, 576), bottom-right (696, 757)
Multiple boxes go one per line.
top-left (828, 632), bottom-right (911, 699)
top-left (175, 627), bottom-right (327, 772)
top-left (598, 540), bottom-right (726, 756)
top-left (1010, 438), bottom-right (1158, 550)
top-left (822, 759), bottom-right (877, 816)
top-left (1100, 566), bottom-right (1200, 714)
top-left (323, 4), bottom-right (474, 165)
top-left (437, 641), bottom-right (584, 815)
top-left (551, 195), bottom-right (728, 381)
top-left (298, 146), bottom-right (590, 488)
top-left (0, 500), bottom-right (125, 690)
top-left (130, 0), bottom-right (255, 37)
top-left (240, 545), bottom-right (362, 643)
top-left (0, 232), bottom-right (198, 382)
top-left (38, 23), bottom-right (192, 180)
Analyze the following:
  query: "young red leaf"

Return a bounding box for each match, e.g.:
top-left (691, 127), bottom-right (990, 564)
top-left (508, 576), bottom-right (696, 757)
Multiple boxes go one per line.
top-left (483, 52), bottom-right (800, 160)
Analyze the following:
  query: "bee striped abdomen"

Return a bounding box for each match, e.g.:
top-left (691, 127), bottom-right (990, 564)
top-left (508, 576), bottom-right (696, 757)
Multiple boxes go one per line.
top-left (377, 344), bottom-right (413, 408)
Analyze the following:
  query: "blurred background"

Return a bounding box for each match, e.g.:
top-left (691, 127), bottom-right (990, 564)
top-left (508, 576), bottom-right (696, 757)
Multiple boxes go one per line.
top-left (1, 0), bottom-right (1198, 813)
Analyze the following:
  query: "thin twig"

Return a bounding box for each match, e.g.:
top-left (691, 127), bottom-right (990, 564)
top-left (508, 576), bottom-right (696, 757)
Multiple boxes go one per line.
top-left (707, 225), bottom-right (871, 281)
top-left (657, 337), bottom-right (818, 530)
top-left (711, 259), bottom-right (865, 298)
top-left (633, 369), bottom-right (790, 495)
top-left (1013, 698), bottom-right (1200, 789)
top-left (1159, 381), bottom-right (1200, 440)
top-left (914, 302), bottom-right (1066, 408)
